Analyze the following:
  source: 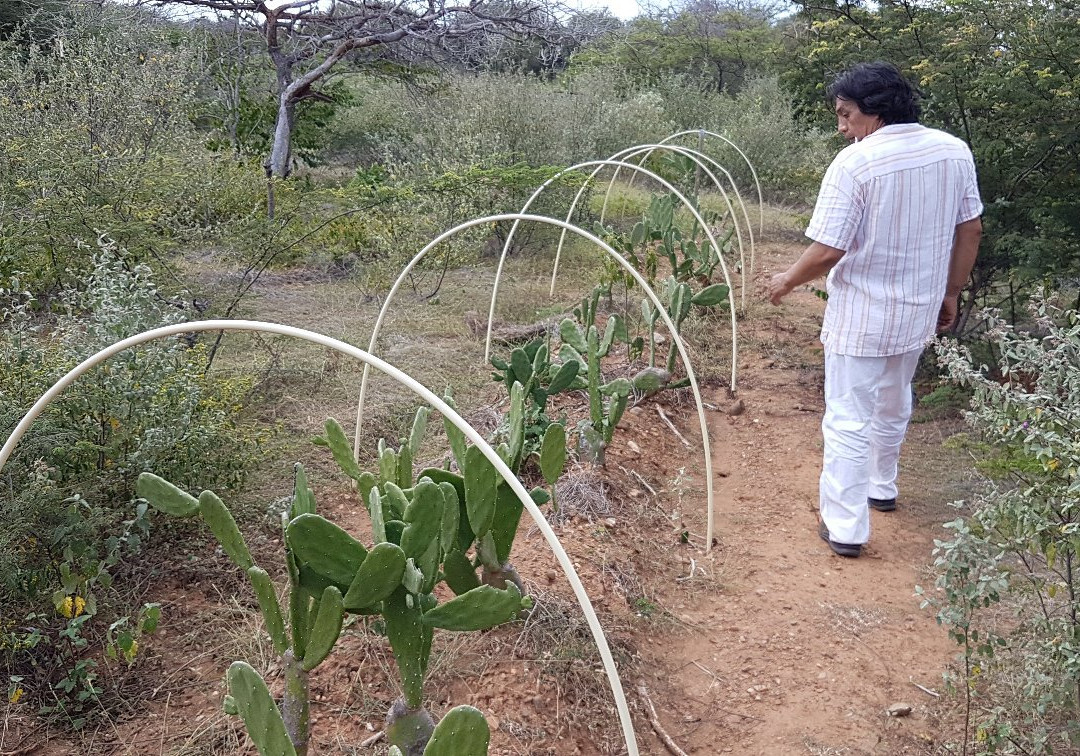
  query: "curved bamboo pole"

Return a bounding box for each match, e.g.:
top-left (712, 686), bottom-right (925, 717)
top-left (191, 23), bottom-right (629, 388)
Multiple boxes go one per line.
top-left (630, 130), bottom-right (765, 237)
top-left (353, 214), bottom-right (719, 552)
top-left (0, 320), bottom-right (640, 756)
top-left (482, 161), bottom-right (737, 390)
top-left (604, 144), bottom-right (754, 301)
top-left (564, 145), bottom-right (750, 312)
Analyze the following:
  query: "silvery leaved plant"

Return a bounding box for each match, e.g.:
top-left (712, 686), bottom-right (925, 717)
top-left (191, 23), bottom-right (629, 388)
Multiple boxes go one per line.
top-left (923, 297), bottom-right (1080, 752)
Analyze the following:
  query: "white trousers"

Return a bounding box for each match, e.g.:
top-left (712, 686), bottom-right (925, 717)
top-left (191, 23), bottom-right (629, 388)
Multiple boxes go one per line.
top-left (819, 348), bottom-right (922, 545)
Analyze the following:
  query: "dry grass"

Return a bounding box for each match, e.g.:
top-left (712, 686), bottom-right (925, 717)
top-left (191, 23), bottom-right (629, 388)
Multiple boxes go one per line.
top-left (510, 586), bottom-right (634, 753)
top-left (819, 602), bottom-right (889, 636)
top-left (167, 712), bottom-right (246, 755)
top-left (802, 739), bottom-right (852, 755)
top-left (548, 464), bottom-right (612, 525)
top-left (198, 237), bottom-right (605, 501)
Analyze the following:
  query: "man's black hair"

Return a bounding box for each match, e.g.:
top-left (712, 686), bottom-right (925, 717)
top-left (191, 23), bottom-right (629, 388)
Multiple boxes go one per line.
top-left (827, 62), bottom-right (921, 124)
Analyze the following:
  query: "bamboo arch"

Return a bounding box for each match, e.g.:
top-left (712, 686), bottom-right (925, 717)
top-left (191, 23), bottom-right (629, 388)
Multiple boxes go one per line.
top-left (0, 320), bottom-right (640, 755)
top-left (482, 160), bottom-right (739, 392)
top-left (612, 129), bottom-right (765, 237)
top-left (352, 214), bottom-right (719, 551)
top-left (550, 145), bottom-right (753, 313)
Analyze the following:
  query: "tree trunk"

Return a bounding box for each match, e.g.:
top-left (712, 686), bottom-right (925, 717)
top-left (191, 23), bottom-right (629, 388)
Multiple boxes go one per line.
top-left (266, 91), bottom-right (294, 180)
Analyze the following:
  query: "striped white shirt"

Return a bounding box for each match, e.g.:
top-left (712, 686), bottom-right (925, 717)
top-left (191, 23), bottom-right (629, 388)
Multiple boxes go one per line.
top-left (806, 123), bottom-right (983, 357)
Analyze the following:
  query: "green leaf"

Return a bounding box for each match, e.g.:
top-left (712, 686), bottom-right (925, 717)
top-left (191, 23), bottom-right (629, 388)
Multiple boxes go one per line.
top-left (323, 418), bottom-right (365, 480)
top-left (247, 567), bottom-right (289, 655)
top-left (547, 360), bottom-right (579, 395)
top-left (490, 485), bottom-right (524, 565)
top-left (463, 445), bottom-right (498, 539)
top-left (226, 662), bottom-right (297, 756)
top-left (408, 407), bottom-right (430, 457)
top-left (691, 283), bottom-right (730, 307)
top-left (400, 480), bottom-right (443, 560)
top-left (559, 318), bottom-right (587, 352)
top-left (509, 347), bottom-right (533, 387)
top-left (287, 514), bottom-right (368, 590)
top-left (424, 705), bottom-right (490, 756)
top-left (199, 491), bottom-right (254, 570)
top-left (292, 464), bottom-right (316, 518)
top-left (421, 583), bottom-right (528, 631)
top-left (302, 585), bottom-right (344, 671)
top-left (383, 587), bottom-right (427, 709)
top-left (442, 549), bottom-right (481, 596)
top-left (135, 473), bottom-right (198, 518)
top-left (342, 542), bottom-right (406, 611)
top-left (539, 424), bottom-right (567, 485)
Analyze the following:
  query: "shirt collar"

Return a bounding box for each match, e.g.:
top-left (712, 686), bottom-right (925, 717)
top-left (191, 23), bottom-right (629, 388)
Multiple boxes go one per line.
top-left (861, 123), bottom-right (923, 141)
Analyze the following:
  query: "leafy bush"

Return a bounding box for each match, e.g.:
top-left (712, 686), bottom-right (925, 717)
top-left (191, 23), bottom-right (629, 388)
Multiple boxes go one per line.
top-left (0, 6), bottom-right (270, 296)
top-left (0, 236), bottom-right (259, 616)
top-left (328, 69), bottom-right (828, 204)
top-left (923, 298), bottom-right (1080, 752)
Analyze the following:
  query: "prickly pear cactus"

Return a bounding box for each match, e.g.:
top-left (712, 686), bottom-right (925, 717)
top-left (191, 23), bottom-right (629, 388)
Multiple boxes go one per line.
top-left (385, 699), bottom-right (436, 756)
top-left (227, 661), bottom-right (298, 756)
top-left (424, 705), bottom-right (490, 756)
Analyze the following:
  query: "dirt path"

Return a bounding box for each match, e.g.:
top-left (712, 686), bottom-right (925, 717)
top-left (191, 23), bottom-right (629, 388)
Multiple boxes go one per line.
top-left (633, 244), bottom-right (968, 755)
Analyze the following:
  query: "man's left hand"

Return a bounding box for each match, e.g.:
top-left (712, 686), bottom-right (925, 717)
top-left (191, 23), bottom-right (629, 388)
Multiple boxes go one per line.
top-left (937, 295), bottom-right (958, 333)
top-left (766, 272), bottom-right (793, 305)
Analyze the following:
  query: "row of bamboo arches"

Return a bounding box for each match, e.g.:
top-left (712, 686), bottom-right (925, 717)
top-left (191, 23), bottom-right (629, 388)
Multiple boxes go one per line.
top-left (0, 130), bottom-right (763, 756)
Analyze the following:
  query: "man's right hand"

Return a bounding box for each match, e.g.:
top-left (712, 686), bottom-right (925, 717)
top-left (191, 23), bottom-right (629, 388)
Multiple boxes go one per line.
top-left (766, 272), bottom-right (793, 305)
top-left (937, 295), bottom-right (958, 333)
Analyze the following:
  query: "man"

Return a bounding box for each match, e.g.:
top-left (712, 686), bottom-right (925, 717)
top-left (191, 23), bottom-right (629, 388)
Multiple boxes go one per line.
top-left (766, 62), bottom-right (983, 558)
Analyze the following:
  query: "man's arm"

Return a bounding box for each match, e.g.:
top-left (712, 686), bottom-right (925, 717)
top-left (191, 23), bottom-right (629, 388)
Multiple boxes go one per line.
top-left (766, 241), bottom-right (846, 305)
top-left (937, 216), bottom-right (983, 332)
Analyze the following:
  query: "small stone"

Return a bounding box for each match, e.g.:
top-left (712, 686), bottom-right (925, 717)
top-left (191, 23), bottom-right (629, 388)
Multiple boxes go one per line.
top-left (887, 702), bottom-right (913, 718)
top-left (627, 440), bottom-right (641, 454)
top-left (726, 399), bottom-right (746, 416)
top-left (604, 517), bottom-right (617, 528)
top-left (545, 570), bottom-right (558, 583)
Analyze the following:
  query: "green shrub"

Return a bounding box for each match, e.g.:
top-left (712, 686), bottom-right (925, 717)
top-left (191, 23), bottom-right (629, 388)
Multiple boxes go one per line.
top-left (0, 236), bottom-right (260, 610)
top-left (327, 70), bottom-right (828, 205)
top-left (923, 298), bottom-right (1080, 752)
top-left (0, 7), bottom-right (270, 296)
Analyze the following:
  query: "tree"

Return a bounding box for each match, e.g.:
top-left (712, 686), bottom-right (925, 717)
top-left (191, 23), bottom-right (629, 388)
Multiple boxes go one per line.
top-left (142, 0), bottom-right (564, 189)
top-left (779, 0), bottom-right (1080, 329)
top-left (570, 0), bottom-right (779, 93)
top-left (0, 0), bottom-right (68, 41)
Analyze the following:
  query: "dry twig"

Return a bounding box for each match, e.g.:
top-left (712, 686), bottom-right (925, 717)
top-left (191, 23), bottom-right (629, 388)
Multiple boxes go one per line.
top-left (638, 682), bottom-right (690, 756)
top-left (655, 405), bottom-right (692, 448)
top-left (360, 730), bottom-right (385, 748)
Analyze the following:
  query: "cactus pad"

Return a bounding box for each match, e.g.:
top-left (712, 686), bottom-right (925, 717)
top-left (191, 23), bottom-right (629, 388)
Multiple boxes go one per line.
top-left (136, 473), bottom-right (198, 518)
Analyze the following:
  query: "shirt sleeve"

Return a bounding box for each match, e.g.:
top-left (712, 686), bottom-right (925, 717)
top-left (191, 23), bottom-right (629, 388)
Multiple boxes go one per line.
top-left (805, 156), bottom-right (864, 252)
top-left (956, 150), bottom-right (983, 223)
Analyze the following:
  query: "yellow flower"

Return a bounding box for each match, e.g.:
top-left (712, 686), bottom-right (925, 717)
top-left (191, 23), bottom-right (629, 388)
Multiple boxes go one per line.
top-left (59, 595), bottom-right (86, 618)
top-left (9, 687), bottom-right (24, 704)
top-left (1048, 459), bottom-right (1060, 471)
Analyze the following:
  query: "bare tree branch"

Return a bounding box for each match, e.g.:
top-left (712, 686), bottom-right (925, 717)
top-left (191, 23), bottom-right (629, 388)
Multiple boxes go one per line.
top-left (137, 0), bottom-right (567, 196)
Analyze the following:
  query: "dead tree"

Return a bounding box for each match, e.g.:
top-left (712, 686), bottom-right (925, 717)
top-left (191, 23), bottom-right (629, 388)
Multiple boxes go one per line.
top-left (142, 0), bottom-right (565, 186)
